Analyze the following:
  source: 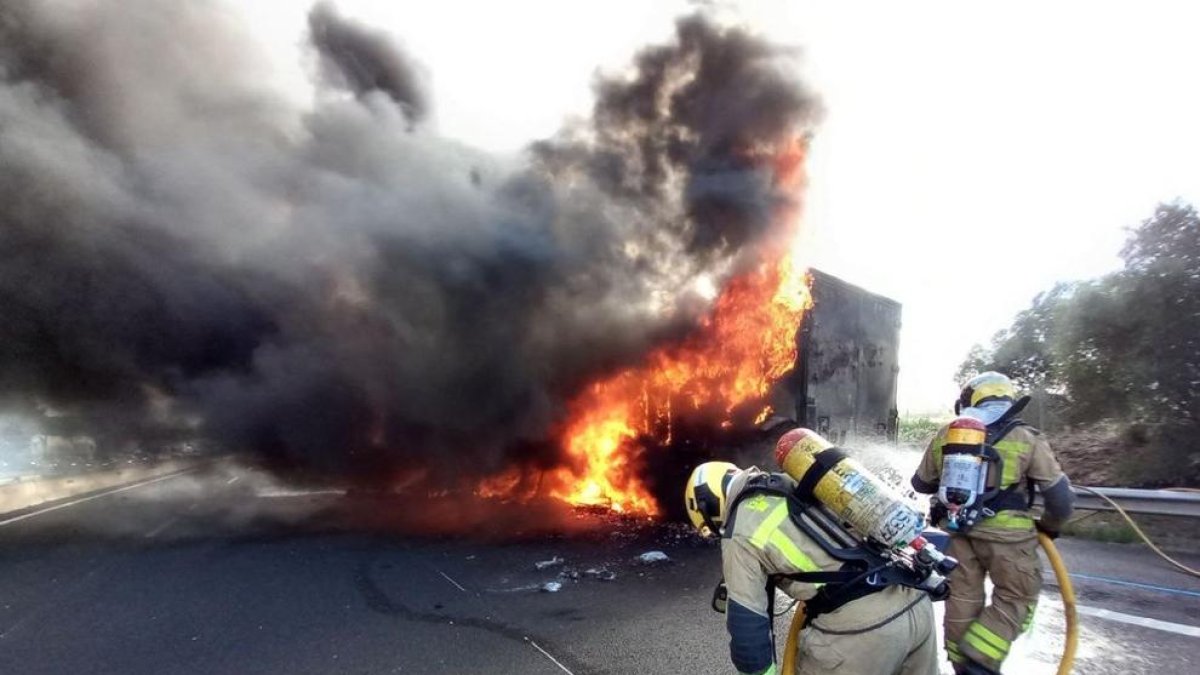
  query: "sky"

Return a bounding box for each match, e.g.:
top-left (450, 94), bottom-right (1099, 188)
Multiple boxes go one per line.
top-left (239, 0), bottom-right (1200, 414)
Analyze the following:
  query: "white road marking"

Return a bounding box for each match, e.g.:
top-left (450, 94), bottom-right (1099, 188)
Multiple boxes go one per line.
top-left (256, 488), bottom-right (346, 498)
top-left (1077, 604), bottom-right (1200, 638)
top-left (527, 638), bottom-right (575, 675)
top-left (145, 517), bottom-right (179, 539)
top-left (483, 583), bottom-right (543, 593)
top-left (438, 570), bottom-right (468, 593)
top-left (0, 471), bottom-right (191, 527)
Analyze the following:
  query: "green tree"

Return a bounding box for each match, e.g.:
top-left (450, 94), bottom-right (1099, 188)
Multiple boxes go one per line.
top-left (959, 283), bottom-right (1073, 391)
top-left (960, 202), bottom-right (1200, 483)
top-left (898, 416), bottom-right (941, 447)
top-left (1115, 202), bottom-right (1200, 427)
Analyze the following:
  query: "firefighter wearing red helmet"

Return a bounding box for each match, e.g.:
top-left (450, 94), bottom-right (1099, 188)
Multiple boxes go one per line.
top-left (911, 372), bottom-right (1075, 674)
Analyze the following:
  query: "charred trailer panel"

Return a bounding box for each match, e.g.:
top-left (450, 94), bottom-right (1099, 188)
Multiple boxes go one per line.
top-left (771, 269), bottom-right (901, 445)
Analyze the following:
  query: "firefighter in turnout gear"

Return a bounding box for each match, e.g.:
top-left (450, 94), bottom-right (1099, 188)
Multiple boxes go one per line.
top-left (686, 457), bottom-right (940, 675)
top-left (911, 372), bottom-right (1076, 674)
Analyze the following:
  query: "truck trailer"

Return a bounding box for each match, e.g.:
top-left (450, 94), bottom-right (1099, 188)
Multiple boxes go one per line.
top-left (773, 269), bottom-right (902, 445)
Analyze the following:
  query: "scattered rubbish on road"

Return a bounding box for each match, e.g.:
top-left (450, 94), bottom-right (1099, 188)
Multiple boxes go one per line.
top-left (635, 550), bottom-right (671, 565)
top-left (540, 581), bottom-right (563, 593)
top-left (535, 555), bottom-right (564, 570)
top-left (585, 567), bottom-right (617, 581)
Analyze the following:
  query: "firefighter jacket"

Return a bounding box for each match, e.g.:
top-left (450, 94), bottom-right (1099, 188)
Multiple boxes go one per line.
top-left (720, 468), bottom-right (928, 675)
top-left (914, 423), bottom-right (1072, 542)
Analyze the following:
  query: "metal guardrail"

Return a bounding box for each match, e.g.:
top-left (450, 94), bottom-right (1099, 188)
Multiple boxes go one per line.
top-left (1069, 486), bottom-right (1200, 518)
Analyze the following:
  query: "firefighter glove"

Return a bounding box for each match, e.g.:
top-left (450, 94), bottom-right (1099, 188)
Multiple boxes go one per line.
top-left (1034, 519), bottom-right (1060, 540)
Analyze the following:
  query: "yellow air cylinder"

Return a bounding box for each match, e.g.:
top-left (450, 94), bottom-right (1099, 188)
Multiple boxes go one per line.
top-left (775, 428), bottom-right (925, 549)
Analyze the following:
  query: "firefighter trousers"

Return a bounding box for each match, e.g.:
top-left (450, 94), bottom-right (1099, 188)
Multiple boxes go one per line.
top-left (796, 595), bottom-right (938, 675)
top-left (944, 535), bottom-right (1041, 671)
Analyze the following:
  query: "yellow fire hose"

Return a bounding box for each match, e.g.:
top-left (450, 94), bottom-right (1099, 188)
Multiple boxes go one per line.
top-left (1075, 485), bottom-right (1200, 579)
top-left (780, 602), bottom-right (804, 675)
top-left (1039, 532), bottom-right (1078, 675)
top-left (780, 535), bottom-right (1077, 675)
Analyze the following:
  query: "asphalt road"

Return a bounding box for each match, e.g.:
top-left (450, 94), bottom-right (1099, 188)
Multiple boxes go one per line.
top-left (1, 464), bottom-right (1198, 674)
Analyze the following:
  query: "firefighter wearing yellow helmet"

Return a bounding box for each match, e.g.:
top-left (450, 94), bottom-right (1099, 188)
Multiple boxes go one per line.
top-left (910, 372), bottom-right (1075, 675)
top-left (685, 454), bottom-right (939, 675)
top-left (684, 461), bottom-right (740, 536)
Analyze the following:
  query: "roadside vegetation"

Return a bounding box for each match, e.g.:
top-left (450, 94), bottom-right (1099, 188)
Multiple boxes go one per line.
top-left (898, 416), bottom-right (942, 448)
top-left (959, 202), bottom-right (1200, 487)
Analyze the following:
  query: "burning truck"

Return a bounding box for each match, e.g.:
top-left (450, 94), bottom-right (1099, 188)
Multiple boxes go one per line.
top-left (474, 264), bottom-right (904, 522)
top-left (0, 1), bottom-right (903, 529)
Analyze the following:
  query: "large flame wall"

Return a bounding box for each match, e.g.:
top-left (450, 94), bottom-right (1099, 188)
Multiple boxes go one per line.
top-left (542, 141), bottom-right (813, 514)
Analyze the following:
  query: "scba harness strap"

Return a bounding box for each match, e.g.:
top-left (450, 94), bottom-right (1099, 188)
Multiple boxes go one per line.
top-left (986, 418), bottom-right (1037, 512)
top-left (792, 446), bottom-right (849, 504)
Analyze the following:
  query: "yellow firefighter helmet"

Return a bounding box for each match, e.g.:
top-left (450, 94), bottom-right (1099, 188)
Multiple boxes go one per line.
top-left (684, 461), bottom-right (741, 537)
top-left (956, 371), bottom-right (1017, 415)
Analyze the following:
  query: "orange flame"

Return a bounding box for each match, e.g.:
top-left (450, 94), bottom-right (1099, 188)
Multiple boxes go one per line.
top-left (474, 467), bottom-right (524, 499)
top-left (548, 138), bottom-right (814, 514)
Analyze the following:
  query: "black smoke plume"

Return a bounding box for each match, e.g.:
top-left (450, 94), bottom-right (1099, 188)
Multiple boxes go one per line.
top-left (0, 0), bottom-right (819, 485)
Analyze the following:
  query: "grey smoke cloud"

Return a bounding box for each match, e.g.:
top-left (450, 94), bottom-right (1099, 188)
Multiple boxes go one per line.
top-left (307, 2), bottom-right (429, 122)
top-left (0, 0), bottom-right (820, 485)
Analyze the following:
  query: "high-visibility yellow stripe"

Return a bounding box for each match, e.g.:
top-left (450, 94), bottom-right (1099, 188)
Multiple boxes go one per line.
top-left (964, 632), bottom-right (1005, 661)
top-left (748, 500), bottom-right (823, 578)
top-left (1022, 601), bottom-right (1037, 633)
top-left (749, 501), bottom-right (790, 549)
top-left (932, 432), bottom-right (947, 466)
top-left (968, 623), bottom-right (1011, 653)
top-left (741, 664), bottom-right (777, 675)
top-left (994, 439), bottom-right (1030, 485)
top-left (946, 640), bottom-right (965, 663)
top-left (769, 530), bottom-right (821, 573)
top-left (986, 511), bottom-right (1034, 529)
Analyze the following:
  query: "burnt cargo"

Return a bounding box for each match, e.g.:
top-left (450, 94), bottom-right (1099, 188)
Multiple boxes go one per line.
top-left (770, 269), bottom-right (901, 444)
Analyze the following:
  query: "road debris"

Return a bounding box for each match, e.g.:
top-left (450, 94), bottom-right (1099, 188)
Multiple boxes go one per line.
top-left (535, 555), bottom-right (565, 570)
top-left (540, 581), bottom-right (563, 593)
top-left (585, 567), bottom-right (617, 581)
top-left (635, 550), bottom-right (671, 565)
